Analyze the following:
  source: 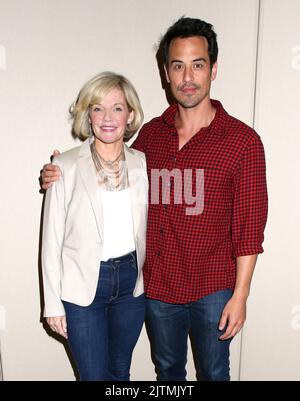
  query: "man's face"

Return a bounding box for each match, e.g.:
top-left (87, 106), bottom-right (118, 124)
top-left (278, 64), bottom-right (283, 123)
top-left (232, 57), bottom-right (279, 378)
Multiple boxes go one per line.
top-left (164, 36), bottom-right (217, 109)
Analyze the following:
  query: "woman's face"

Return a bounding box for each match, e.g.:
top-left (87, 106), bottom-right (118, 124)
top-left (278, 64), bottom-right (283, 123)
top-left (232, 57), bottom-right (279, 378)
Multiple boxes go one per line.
top-left (89, 87), bottom-right (133, 145)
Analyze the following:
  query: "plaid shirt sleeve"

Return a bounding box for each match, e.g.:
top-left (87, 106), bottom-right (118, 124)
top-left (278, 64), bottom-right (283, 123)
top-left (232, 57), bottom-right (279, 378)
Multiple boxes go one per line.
top-left (231, 135), bottom-right (268, 257)
top-left (131, 125), bottom-right (148, 153)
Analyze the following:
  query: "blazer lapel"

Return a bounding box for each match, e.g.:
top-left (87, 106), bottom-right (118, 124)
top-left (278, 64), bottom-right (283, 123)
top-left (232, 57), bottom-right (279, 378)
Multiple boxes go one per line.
top-left (77, 138), bottom-right (104, 241)
top-left (125, 145), bottom-right (143, 240)
top-left (76, 141), bottom-right (144, 242)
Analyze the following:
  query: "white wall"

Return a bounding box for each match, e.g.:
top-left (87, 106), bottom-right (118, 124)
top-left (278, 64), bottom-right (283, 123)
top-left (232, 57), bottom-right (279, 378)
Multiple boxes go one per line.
top-left (240, 0), bottom-right (300, 381)
top-left (1, 0), bottom-right (298, 381)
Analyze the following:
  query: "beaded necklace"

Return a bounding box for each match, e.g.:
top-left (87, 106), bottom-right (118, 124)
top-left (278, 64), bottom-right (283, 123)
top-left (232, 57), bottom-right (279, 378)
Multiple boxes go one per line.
top-left (90, 142), bottom-right (128, 191)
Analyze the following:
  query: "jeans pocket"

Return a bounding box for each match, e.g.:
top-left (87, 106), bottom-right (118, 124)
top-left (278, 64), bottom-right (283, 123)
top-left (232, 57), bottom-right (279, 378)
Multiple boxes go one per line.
top-left (129, 252), bottom-right (138, 272)
top-left (130, 259), bottom-right (138, 272)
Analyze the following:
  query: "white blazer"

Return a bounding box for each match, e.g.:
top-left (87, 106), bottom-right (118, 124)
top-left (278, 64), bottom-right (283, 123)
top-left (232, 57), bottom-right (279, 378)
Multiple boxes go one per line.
top-left (42, 137), bottom-right (148, 317)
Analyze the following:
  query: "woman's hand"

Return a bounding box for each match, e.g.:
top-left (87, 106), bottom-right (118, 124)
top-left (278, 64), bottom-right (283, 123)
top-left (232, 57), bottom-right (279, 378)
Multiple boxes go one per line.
top-left (46, 315), bottom-right (68, 339)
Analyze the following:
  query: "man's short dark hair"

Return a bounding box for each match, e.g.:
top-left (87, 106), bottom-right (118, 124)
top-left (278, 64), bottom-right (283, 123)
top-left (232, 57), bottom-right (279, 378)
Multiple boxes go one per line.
top-left (160, 17), bottom-right (218, 68)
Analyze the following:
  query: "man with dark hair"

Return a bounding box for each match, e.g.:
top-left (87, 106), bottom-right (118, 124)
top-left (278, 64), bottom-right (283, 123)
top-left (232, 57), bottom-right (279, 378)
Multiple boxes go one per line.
top-left (160, 17), bottom-right (218, 67)
top-left (42, 17), bottom-right (268, 381)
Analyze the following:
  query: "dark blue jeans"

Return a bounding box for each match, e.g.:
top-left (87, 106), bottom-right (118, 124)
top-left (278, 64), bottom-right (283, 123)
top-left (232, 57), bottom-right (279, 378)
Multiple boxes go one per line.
top-left (63, 251), bottom-right (145, 381)
top-left (146, 289), bottom-right (233, 381)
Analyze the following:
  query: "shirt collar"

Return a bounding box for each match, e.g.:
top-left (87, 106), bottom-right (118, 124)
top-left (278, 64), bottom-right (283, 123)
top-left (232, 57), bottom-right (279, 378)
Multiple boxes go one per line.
top-left (161, 99), bottom-right (228, 137)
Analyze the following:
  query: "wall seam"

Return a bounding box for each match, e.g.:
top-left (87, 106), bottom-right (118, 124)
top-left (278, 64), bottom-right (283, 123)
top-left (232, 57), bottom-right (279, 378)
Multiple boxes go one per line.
top-left (252, 0), bottom-right (262, 130)
top-left (237, 0), bottom-right (262, 382)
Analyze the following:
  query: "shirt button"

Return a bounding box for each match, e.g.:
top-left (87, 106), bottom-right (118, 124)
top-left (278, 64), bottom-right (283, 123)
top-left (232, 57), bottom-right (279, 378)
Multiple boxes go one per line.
top-left (160, 228), bottom-right (164, 234)
top-left (164, 205), bottom-right (167, 210)
top-left (157, 251), bottom-right (161, 256)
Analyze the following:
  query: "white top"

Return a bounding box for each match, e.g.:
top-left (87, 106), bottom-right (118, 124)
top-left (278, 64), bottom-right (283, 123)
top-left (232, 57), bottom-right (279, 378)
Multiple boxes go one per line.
top-left (99, 188), bottom-right (135, 261)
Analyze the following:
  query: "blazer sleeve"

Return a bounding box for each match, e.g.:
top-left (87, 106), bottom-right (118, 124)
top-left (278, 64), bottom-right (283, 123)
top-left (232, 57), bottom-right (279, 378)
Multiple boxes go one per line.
top-left (42, 157), bottom-right (66, 317)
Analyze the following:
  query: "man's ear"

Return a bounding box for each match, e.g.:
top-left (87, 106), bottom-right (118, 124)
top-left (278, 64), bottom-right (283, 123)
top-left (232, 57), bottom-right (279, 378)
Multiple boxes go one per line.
top-left (164, 64), bottom-right (170, 83)
top-left (211, 62), bottom-right (218, 81)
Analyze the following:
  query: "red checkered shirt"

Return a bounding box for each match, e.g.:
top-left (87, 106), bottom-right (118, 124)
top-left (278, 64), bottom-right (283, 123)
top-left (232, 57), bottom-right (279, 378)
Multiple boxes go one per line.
top-left (132, 100), bottom-right (268, 304)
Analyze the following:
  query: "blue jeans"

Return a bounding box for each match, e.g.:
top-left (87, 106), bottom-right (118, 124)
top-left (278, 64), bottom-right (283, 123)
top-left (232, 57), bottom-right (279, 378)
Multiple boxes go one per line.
top-left (146, 289), bottom-right (233, 381)
top-left (63, 251), bottom-right (145, 381)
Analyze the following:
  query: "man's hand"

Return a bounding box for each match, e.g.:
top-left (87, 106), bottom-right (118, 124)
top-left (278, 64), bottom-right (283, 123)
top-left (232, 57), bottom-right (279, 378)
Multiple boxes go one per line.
top-left (218, 254), bottom-right (257, 340)
top-left (218, 294), bottom-right (247, 340)
top-left (41, 149), bottom-right (61, 189)
top-left (46, 315), bottom-right (68, 339)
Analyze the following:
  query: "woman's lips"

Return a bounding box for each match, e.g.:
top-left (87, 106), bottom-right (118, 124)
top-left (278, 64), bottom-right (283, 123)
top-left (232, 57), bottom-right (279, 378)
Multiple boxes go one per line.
top-left (100, 126), bottom-right (117, 132)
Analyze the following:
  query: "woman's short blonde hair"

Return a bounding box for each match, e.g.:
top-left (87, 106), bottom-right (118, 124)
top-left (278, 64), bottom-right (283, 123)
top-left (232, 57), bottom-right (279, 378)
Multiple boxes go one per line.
top-left (70, 71), bottom-right (144, 141)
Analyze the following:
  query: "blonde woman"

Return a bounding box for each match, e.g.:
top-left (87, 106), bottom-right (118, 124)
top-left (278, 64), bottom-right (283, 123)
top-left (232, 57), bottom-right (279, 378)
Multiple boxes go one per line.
top-left (42, 72), bottom-right (148, 381)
